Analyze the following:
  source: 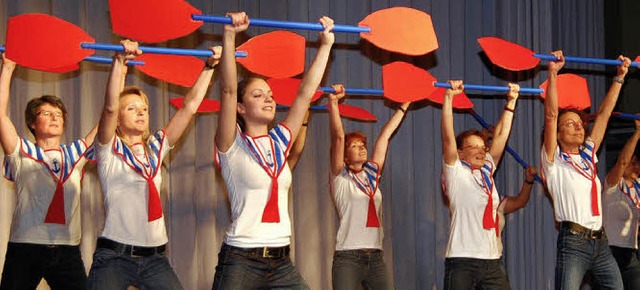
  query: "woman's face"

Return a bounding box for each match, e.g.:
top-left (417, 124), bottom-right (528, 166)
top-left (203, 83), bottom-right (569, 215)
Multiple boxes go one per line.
top-left (118, 93), bottom-right (149, 136)
top-left (458, 135), bottom-right (487, 168)
top-left (344, 139), bottom-right (368, 166)
top-left (238, 79), bottom-right (276, 124)
top-left (624, 155), bottom-right (640, 180)
top-left (30, 103), bottom-right (64, 139)
top-left (557, 111), bottom-right (585, 150)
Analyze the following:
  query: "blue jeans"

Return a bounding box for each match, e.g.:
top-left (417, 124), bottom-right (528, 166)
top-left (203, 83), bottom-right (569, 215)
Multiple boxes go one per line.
top-left (86, 247), bottom-right (184, 290)
top-left (609, 246), bottom-right (640, 290)
top-left (331, 249), bottom-right (391, 290)
top-left (555, 227), bottom-right (622, 289)
top-left (212, 243), bottom-right (309, 290)
top-left (444, 257), bottom-right (511, 290)
top-left (0, 242), bottom-right (87, 290)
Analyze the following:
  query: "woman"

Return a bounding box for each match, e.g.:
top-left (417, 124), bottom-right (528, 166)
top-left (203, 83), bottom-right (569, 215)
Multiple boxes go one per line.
top-left (541, 50), bottom-right (629, 289)
top-left (0, 54), bottom-right (96, 290)
top-left (328, 84), bottom-right (409, 290)
top-left (602, 118), bottom-right (640, 289)
top-left (440, 80), bottom-right (519, 289)
top-left (86, 40), bottom-right (221, 289)
top-left (212, 11), bottom-right (334, 289)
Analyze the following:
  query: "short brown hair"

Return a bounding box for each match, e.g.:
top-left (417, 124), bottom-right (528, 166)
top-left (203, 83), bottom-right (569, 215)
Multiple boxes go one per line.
top-left (558, 107), bottom-right (589, 131)
top-left (455, 129), bottom-right (486, 150)
top-left (344, 131), bottom-right (367, 152)
top-left (24, 95), bottom-right (68, 137)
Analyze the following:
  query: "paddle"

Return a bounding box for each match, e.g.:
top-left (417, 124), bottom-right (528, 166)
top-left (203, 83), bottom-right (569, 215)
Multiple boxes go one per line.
top-left (478, 36), bottom-right (640, 71)
top-left (168, 98), bottom-right (376, 121)
top-left (109, 0), bottom-right (438, 56)
top-left (269, 63), bottom-right (542, 108)
top-left (6, 14), bottom-right (305, 78)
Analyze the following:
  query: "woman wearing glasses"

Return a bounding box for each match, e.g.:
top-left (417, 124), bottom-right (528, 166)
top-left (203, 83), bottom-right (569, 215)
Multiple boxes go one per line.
top-left (440, 80), bottom-right (520, 289)
top-left (541, 50), bottom-right (630, 289)
top-left (0, 54), bottom-right (97, 289)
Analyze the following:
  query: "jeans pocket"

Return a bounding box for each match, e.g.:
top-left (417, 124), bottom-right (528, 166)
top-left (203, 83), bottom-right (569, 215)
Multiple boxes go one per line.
top-left (91, 247), bottom-right (118, 269)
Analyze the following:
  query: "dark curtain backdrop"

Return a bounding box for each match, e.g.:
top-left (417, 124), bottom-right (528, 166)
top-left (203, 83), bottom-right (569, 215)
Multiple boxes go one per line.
top-left (0, 0), bottom-right (609, 289)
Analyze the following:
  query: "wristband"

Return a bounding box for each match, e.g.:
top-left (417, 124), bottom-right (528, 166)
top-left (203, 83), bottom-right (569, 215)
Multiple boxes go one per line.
top-left (614, 76), bottom-right (624, 84)
top-left (504, 105), bottom-right (515, 113)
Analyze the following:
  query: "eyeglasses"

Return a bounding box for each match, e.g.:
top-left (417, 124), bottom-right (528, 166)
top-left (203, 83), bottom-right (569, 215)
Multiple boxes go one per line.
top-left (462, 144), bottom-right (488, 152)
top-left (560, 119), bottom-right (585, 129)
top-left (37, 111), bottom-right (63, 119)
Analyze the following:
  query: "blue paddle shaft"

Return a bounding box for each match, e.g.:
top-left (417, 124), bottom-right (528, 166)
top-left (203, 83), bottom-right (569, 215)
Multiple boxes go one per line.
top-left (276, 105), bottom-right (326, 111)
top-left (0, 46), bottom-right (144, 66)
top-left (434, 82), bottom-right (543, 94)
top-left (191, 14), bottom-right (371, 34)
top-left (470, 111), bottom-right (543, 183)
top-left (534, 53), bottom-right (640, 67)
top-left (318, 87), bottom-right (384, 95)
top-left (81, 43), bottom-right (247, 58)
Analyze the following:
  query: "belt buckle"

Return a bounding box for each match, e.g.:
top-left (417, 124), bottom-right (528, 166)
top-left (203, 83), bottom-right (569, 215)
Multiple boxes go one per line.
top-left (262, 247), bottom-right (274, 258)
top-left (589, 230), bottom-right (601, 239)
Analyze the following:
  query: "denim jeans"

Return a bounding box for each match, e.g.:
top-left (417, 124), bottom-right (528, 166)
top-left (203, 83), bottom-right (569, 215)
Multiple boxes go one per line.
top-left (331, 249), bottom-right (391, 290)
top-left (555, 227), bottom-right (622, 289)
top-left (444, 257), bottom-right (511, 290)
top-left (212, 243), bottom-right (309, 290)
top-left (0, 242), bottom-right (87, 290)
top-left (86, 247), bottom-right (184, 290)
top-left (609, 246), bottom-right (640, 290)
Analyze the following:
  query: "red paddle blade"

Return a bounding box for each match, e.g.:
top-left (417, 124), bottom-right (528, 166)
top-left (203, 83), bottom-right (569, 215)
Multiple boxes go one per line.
top-left (382, 62), bottom-right (437, 102)
top-left (359, 7), bottom-right (438, 56)
top-left (332, 103), bottom-right (377, 121)
top-left (169, 98), bottom-right (220, 113)
top-left (539, 73), bottom-right (591, 110)
top-left (136, 54), bottom-right (204, 87)
top-left (268, 78), bottom-right (323, 106)
top-left (6, 14), bottom-right (95, 71)
top-left (236, 31), bottom-right (305, 78)
top-left (478, 37), bottom-right (539, 71)
top-left (635, 55), bottom-right (640, 64)
top-left (109, 0), bottom-right (203, 43)
top-left (428, 88), bottom-right (474, 109)
top-left (47, 64), bottom-right (81, 73)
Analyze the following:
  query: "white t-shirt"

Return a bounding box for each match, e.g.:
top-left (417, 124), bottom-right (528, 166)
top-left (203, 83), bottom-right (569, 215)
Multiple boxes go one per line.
top-left (331, 161), bottom-right (383, 251)
top-left (3, 138), bottom-right (89, 245)
top-left (603, 178), bottom-right (640, 249)
top-left (541, 139), bottom-right (602, 229)
top-left (216, 124), bottom-right (293, 248)
top-left (442, 154), bottom-right (502, 259)
top-left (96, 131), bottom-right (171, 247)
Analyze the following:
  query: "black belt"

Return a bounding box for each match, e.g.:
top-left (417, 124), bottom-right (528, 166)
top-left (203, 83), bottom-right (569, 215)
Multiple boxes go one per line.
top-left (225, 243), bottom-right (290, 259)
top-left (97, 238), bottom-right (166, 257)
top-left (560, 221), bottom-right (605, 239)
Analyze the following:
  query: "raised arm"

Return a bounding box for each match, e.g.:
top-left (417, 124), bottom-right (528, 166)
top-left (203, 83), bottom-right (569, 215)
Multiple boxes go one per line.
top-left (371, 102), bottom-right (410, 168)
top-left (605, 118), bottom-right (640, 187)
top-left (488, 83), bottom-right (519, 165)
top-left (503, 166), bottom-right (537, 214)
top-left (329, 84), bottom-right (346, 176)
top-left (288, 111), bottom-right (310, 170)
top-left (0, 54), bottom-right (19, 154)
top-left (164, 46), bottom-right (221, 146)
top-left (543, 51), bottom-right (565, 161)
top-left (441, 80), bottom-right (464, 166)
top-left (590, 55), bottom-right (631, 152)
top-left (283, 16), bottom-right (335, 142)
top-left (97, 40), bottom-right (141, 145)
top-left (215, 12), bottom-right (249, 153)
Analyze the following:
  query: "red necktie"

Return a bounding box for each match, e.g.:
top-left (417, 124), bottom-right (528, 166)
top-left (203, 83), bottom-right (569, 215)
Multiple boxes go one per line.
top-left (147, 178), bottom-right (163, 222)
top-left (482, 191), bottom-right (495, 230)
top-left (590, 178), bottom-right (599, 216)
top-left (261, 177), bottom-right (280, 222)
top-left (44, 181), bottom-right (65, 224)
top-left (366, 197), bottom-right (381, 227)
